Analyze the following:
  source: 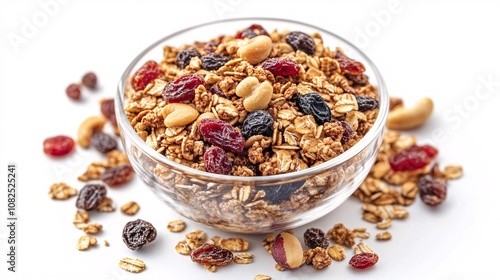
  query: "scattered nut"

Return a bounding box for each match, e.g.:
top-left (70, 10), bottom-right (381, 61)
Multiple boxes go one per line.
top-left (234, 253), bottom-right (254, 264)
top-left (238, 35), bottom-right (273, 64)
top-left (389, 96), bottom-right (404, 111)
top-left (327, 244), bottom-right (346, 261)
top-left (204, 264), bottom-right (217, 272)
top-left (271, 231), bottom-right (304, 270)
top-left (48, 182), bottom-right (77, 200)
top-left (77, 235), bottom-right (97, 251)
top-left (120, 201), bottom-right (140, 215)
top-left (376, 231), bottom-right (392, 241)
top-left (387, 97), bottom-right (433, 130)
top-left (119, 257), bottom-right (146, 273)
top-left (162, 103), bottom-right (199, 128)
top-left (77, 115), bottom-right (107, 148)
top-left (236, 76), bottom-right (273, 112)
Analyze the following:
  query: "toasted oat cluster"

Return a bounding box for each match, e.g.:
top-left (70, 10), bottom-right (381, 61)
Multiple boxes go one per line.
top-left (123, 24), bottom-right (380, 176)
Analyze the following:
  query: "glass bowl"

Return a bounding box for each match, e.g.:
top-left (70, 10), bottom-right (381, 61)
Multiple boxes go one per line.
top-left (115, 18), bottom-right (388, 233)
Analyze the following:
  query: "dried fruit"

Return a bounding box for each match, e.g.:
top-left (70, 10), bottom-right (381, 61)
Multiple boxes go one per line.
top-left (90, 131), bottom-right (118, 153)
top-left (261, 57), bottom-right (300, 76)
top-left (355, 95), bottom-right (379, 112)
top-left (122, 219), bottom-right (157, 250)
top-left (66, 83), bottom-right (81, 100)
top-left (209, 85), bottom-right (225, 97)
top-left (336, 55), bottom-right (366, 75)
top-left (204, 146), bottom-right (232, 175)
top-left (349, 252), bottom-right (379, 269)
top-left (43, 135), bottom-right (75, 157)
top-left (201, 53), bottom-right (230, 70)
top-left (272, 232), bottom-right (304, 270)
top-left (340, 121), bottom-right (354, 144)
top-left (162, 73), bottom-right (204, 103)
top-left (285, 31), bottom-right (316, 55)
top-left (346, 74), bottom-right (368, 86)
top-left (130, 60), bottom-right (161, 91)
top-left (241, 110), bottom-right (274, 139)
top-left (176, 49), bottom-right (201, 69)
top-left (418, 175), bottom-right (447, 206)
top-left (82, 72), bottom-right (97, 89)
top-left (75, 184), bottom-right (107, 211)
top-left (100, 98), bottom-right (117, 126)
top-left (190, 244), bottom-right (234, 266)
top-left (235, 24), bottom-right (269, 39)
top-left (296, 92), bottom-right (332, 125)
top-left (198, 118), bottom-right (245, 153)
top-left (304, 228), bottom-right (329, 249)
top-left (390, 145), bottom-right (438, 172)
top-left (101, 164), bottom-right (134, 186)
top-left (256, 180), bottom-right (305, 204)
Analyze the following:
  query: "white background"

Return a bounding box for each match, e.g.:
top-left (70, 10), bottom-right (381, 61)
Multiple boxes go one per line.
top-left (1, 0), bottom-right (500, 279)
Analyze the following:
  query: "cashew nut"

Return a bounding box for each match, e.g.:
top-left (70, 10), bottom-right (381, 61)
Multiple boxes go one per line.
top-left (237, 35), bottom-right (272, 65)
top-left (196, 112), bottom-right (216, 121)
top-left (162, 103), bottom-right (199, 128)
top-left (77, 116), bottom-right (107, 148)
top-left (235, 76), bottom-right (273, 112)
top-left (387, 97), bottom-right (433, 130)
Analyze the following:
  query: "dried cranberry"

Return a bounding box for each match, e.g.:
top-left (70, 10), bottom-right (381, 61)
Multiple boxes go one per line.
top-left (349, 252), bottom-right (379, 269)
top-left (285, 31), bottom-right (316, 55)
top-left (418, 175), bottom-right (447, 206)
top-left (235, 24), bottom-right (269, 39)
top-left (76, 184), bottom-right (107, 211)
top-left (204, 147), bottom-right (232, 175)
top-left (101, 164), bottom-right (134, 186)
top-left (261, 57), bottom-right (301, 76)
top-left (90, 131), bottom-right (117, 153)
top-left (82, 72), bottom-right (98, 89)
top-left (390, 145), bottom-right (438, 172)
top-left (304, 228), bottom-right (329, 249)
top-left (100, 98), bottom-right (117, 126)
top-left (201, 53), bottom-right (230, 70)
top-left (241, 110), bottom-right (274, 139)
top-left (162, 73), bottom-right (204, 103)
top-left (255, 180), bottom-right (305, 204)
top-left (122, 219), bottom-right (157, 250)
top-left (355, 95), bottom-right (379, 112)
top-left (336, 56), bottom-right (366, 75)
top-left (176, 49), bottom-right (201, 69)
top-left (43, 135), bottom-right (75, 157)
top-left (130, 60), bottom-right (161, 91)
top-left (296, 92), bottom-right (332, 125)
top-left (198, 118), bottom-right (245, 153)
top-left (421, 144), bottom-right (439, 158)
top-left (66, 83), bottom-right (81, 100)
top-left (340, 121), bottom-right (354, 144)
top-left (190, 244), bottom-right (234, 266)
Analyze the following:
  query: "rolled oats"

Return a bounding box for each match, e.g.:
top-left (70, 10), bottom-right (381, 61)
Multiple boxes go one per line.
top-left (119, 257), bottom-right (146, 273)
top-left (76, 222), bottom-right (103, 234)
top-left (376, 218), bottom-right (393, 229)
top-left (220, 237), bottom-right (249, 252)
top-left (353, 242), bottom-right (374, 255)
top-left (48, 182), bottom-right (77, 200)
top-left (167, 220), bottom-right (186, 232)
top-left (444, 164), bottom-right (463, 180)
top-left (254, 275), bottom-right (272, 280)
top-left (262, 234), bottom-right (275, 254)
top-left (73, 211), bottom-right (89, 226)
top-left (77, 235), bottom-right (97, 251)
top-left (234, 253), bottom-right (254, 264)
top-left (104, 240), bottom-right (110, 247)
top-left (303, 247), bottom-right (333, 270)
top-left (120, 201), bottom-right (140, 215)
top-left (376, 231), bottom-right (392, 241)
top-left (327, 244), bottom-right (346, 261)
top-left (97, 197), bottom-right (115, 212)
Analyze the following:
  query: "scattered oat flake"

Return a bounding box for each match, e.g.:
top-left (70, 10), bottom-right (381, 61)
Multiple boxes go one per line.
top-left (119, 257), bottom-right (146, 273)
top-left (120, 201), bottom-right (140, 215)
top-left (104, 240), bottom-right (109, 247)
top-left (167, 220), bottom-right (186, 232)
top-left (444, 164), bottom-right (463, 180)
top-left (376, 231), bottom-right (392, 241)
top-left (234, 253), bottom-right (254, 264)
top-left (48, 182), bottom-right (77, 200)
top-left (327, 244), bottom-right (346, 261)
top-left (254, 275), bottom-right (272, 280)
top-left (77, 235), bottom-right (97, 251)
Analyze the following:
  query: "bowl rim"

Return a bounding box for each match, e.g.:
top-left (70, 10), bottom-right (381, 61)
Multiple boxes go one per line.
top-left (116, 17), bottom-right (389, 183)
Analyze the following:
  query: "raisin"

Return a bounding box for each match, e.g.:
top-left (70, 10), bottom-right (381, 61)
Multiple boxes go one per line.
top-left (340, 121), bottom-right (354, 144)
top-left (285, 31), bottom-right (316, 55)
top-left (209, 85), bottom-right (225, 97)
top-left (130, 60), bottom-right (161, 91)
top-left (345, 74), bottom-right (369, 86)
top-left (76, 184), bottom-right (107, 211)
top-left (261, 57), bottom-right (300, 76)
top-left (296, 92), bottom-right (332, 125)
top-left (65, 83), bottom-right (81, 100)
top-left (162, 73), bottom-right (204, 103)
top-left (90, 131), bottom-right (117, 153)
top-left (255, 180), bottom-right (305, 204)
top-left (389, 145), bottom-right (438, 172)
top-left (349, 252), bottom-right (379, 269)
top-left (198, 118), bottom-right (245, 153)
top-left (355, 95), bottom-right (379, 112)
top-left (43, 135), bottom-right (75, 157)
top-left (101, 164), bottom-right (134, 187)
top-left (82, 72), bottom-right (97, 89)
top-left (235, 24), bottom-right (269, 39)
top-left (176, 49), bottom-right (201, 69)
top-left (204, 147), bottom-right (232, 175)
top-left (122, 219), bottom-right (157, 250)
top-left (100, 98), bottom-right (117, 126)
top-left (190, 244), bottom-right (234, 266)
top-left (201, 53), bottom-right (230, 70)
top-left (335, 56), bottom-right (366, 75)
top-left (241, 110), bottom-right (274, 139)
top-left (304, 228), bottom-right (329, 249)
top-left (418, 175), bottom-right (447, 206)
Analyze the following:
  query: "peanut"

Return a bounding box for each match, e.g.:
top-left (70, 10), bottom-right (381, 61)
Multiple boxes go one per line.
top-left (387, 97), bottom-right (433, 130)
top-left (162, 103), bottom-right (199, 127)
top-left (236, 76), bottom-right (273, 112)
top-left (237, 35), bottom-right (272, 65)
top-left (77, 116), bottom-right (107, 148)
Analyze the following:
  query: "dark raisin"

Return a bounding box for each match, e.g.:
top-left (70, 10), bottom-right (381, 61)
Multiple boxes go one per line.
top-left (122, 219), bottom-right (157, 250)
top-left (190, 244), bottom-right (234, 266)
top-left (43, 135), bottom-right (75, 157)
top-left (304, 228), bottom-right (329, 249)
top-left (390, 145), bottom-right (438, 172)
top-left (209, 85), bottom-right (225, 97)
top-left (82, 72), bottom-right (97, 89)
top-left (340, 121), bottom-right (354, 144)
top-left (296, 92), bottom-right (332, 125)
top-left (235, 24), bottom-right (269, 39)
top-left (198, 118), bottom-right (245, 153)
top-left (201, 53), bottom-right (230, 70)
top-left (261, 57), bottom-right (300, 76)
top-left (204, 147), bottom-right (232, 175)
top-left (76, 184), bottom-right (107, 211)
top-left (100, 98), bottom-right (117, 126)
top-left (66, 83), bottom-right (81, 100)
top-left (101, 164), bottom-right (134, 187)
top-left (131, 60), bottom-right (161, 91)
top-left (418, 175), bottom-right (447, 206)
top-left (345, 74), bottom-right (368, 86)
top-left (176, 49), bottom-right (201, 69)
top-left (285, 31), bottom-right (316, 55)
top-left (336, 56), bottom-right (366, 75)
top-left (241, 110), bottom-right (274, 139)
top-left (162, 73), bottom-right (204, 103)
top-left (355, 95), bottom-right (379, 112)
top-left (90, 131), bottom-right (117, 153)
top-left (349, 252), bottom-right (379, 269)
top-left (256, 180), bottom-right (305, 204)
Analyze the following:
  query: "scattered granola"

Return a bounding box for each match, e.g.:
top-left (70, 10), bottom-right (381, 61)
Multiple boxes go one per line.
top-left (120, 201), bottom-right (140, 215)
top-left (73, 211), bottom-right (89, 226)
top-left (48, 182), bottom-right (77, 200)
top-left (376, 231), bottom-right (392, 241)
top-left (119, 257), bottom-right (146, 273)
top-left (77, 235), bottom-right (97, 251)
top-left (327, 244), bottom-right (346, 261)
top-left (234, 253), bottom-right (254, 264)
top-left (76, 222), bottom-right (103, 234)
top-left (327, 223), bottom-right (355, 248)
top-left (97, 197), bottom-right (115, 212)
top-left (303, 247), bottom-right (333, 270)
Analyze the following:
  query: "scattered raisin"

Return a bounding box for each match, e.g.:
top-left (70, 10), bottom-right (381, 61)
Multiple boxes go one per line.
top-left (209, 85), bottom-right (225, 97)
top-left (390, 145), bottom-right (438, 172)
top-left (76, 184), bottom-right (107, 211)
top-left (304, 228), bottom-right (329, 249)
top-left (66, 83), bottom-right (81, 100)
top-left (335, 56), bottom-right (366, 75)
top-left (162, 73), bottom-right (205, 103)
top-left (285, 31), bottom-right (316, 55)
top-left (355, 95), bottom-right (379, 112)
top-left (235, 24), bottom-right (269, 39)
top-left (296, 92), bottom-right (332, 125)
top-left (418, 175), bottom-right (447, 206)
top-left (340, 121), bottom-right (354, 144)
top-left (345, 74), bottom-right (368, 86)
top-left (198, 118), bottom-right (245, 153)
top-left (255, 180), bottom-right (305, 204)
top-left (101, 164), bottom-right (134, 187)
top-left (82, 72), bottom-right (98, 89)
top-left (201, 53), bottom-right (230, 70)
top-left (241, 110), bottom-right (274, 139)
top-left (176, 49), bottom-right (201, 69)
top-left (100, 98), bottom-right (117, 126)
top-left (261, 57), bottom-right (300, 76)
top-left (130, 60), bottom-right (161, 91)
top-left (204, 147), bottom-right (232, 175)
top-left (43, 135), bottom-right (75, 157)
top-left (349, 252), bottom-right (379, 269)
top-left (90, 131), bottom-right (118, 153)
top-left (122, 219), bottom-right (157, 250)
top-left (190, 244), bottom-right (234, 266)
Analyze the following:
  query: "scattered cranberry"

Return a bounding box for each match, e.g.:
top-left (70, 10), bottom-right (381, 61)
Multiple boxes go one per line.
top-left (82, 72), bottom-right (98, 89)
top-left (235, 24), bottom-right (269, 39)
top-left (162, 73), bottom-right (204, 103)
top-left (204, 146), bottom-right (232, 175)
top-left (101, 164), bottom-right (134, 187)
top-left (198, 118), bottom-right (245, 153)
top-left (130, 60), bottom-right (161, 91)
top-left (43, 135), bottom-right (75, 157)
top-left (418, 175), bottom-right (447, 206)
top-left (261, 57), bottom-right (301, 76)
top-left (336, 56), bottom-right (366, 75)
top-left (349, 252), bottom-right (379, 269)
top-left (390, 145), bottom-right (438, 172)
top-left (65, 83), bottom-right (81, 100)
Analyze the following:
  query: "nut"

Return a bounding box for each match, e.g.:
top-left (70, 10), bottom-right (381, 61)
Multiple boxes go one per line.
top-left (236, 76), bottom-right (273, 112)
top-left (387, 97), bottom-right (433, 130)
top-left (119, 257), bottom-right (146, 273)
top-left (73, 211), bottom-right (89, 226)
top-left (161, 103), bottom-right (199, 127)
top-left (77, 116), bottom-right (107, 148)
top-left (271, 231), bottom-right (304, 270)
top-left (237, 35), bottom-right (273, 64)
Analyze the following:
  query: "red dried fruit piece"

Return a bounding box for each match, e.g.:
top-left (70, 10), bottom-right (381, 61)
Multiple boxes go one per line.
top-left (204, 146), bottom-right (232, 175)
top-left (130, 60), bottom-right (161, 91)
top-left (198, 118), bottom-right (245, 153)
top-left (349, 252), bottom-right (379, 269)
top-left (261, 57), bottom-right (300, 76)
top-left (336, 56), bottom-right (366, 75)
top-left (340, 121), bottom-right (354, 144)
top-left (101, 164), bottom-right (134, 187)
top-left (162, 73), bottom-right (204, 103)
top-left (235, 24), bottom-right (269, 39)
top-left (190, 244), bottom-right (234, 266)
top-left (100, 98), bottom-right (117, 126)
top-left (82, 72), bottom-right (98, 89)
top-left (66, 83), bottom-right (81, 100)
top-left (43, 135), bottom-right (75, 157)
top-left (418, 175), bottom-right (447, 206)
top-left (389, 145), bottom-right (438, 172)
